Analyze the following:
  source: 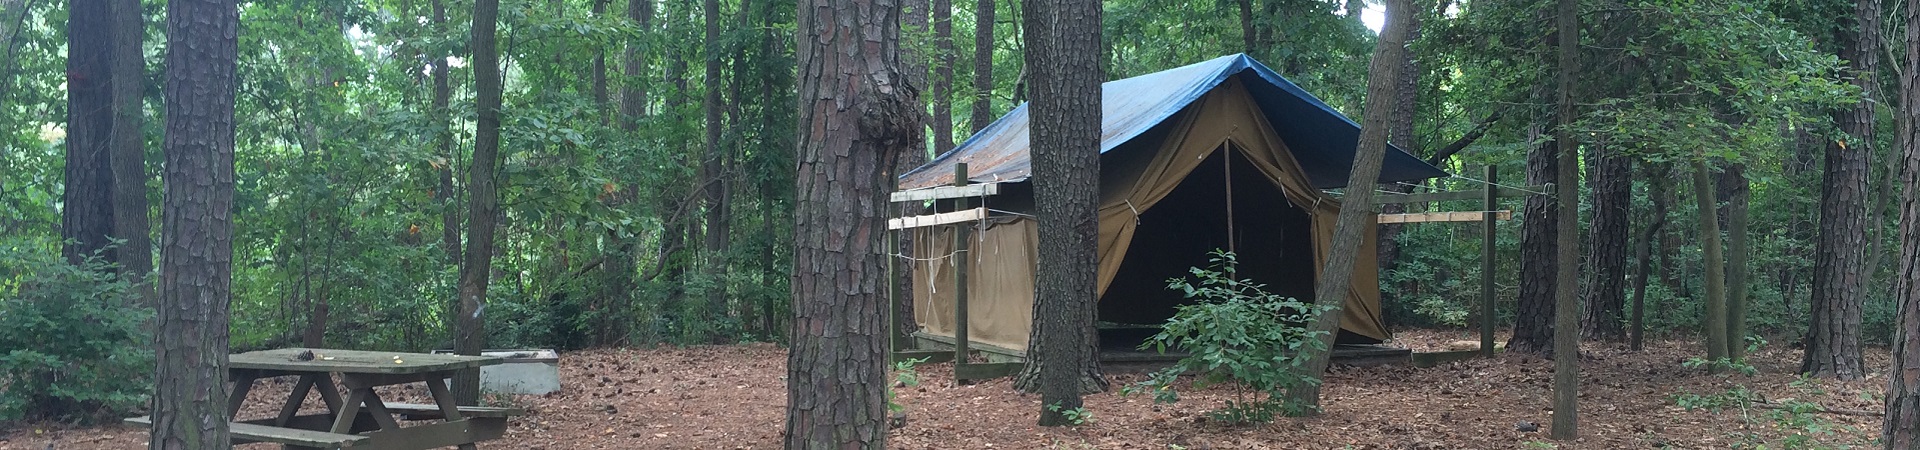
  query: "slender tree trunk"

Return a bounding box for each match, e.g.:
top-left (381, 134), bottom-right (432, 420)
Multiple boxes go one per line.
top-left (109, 0), bottom-right (150, 303)
top-left (1286, 0), bottom-right (1412, 414)
top-left (432, 0), bottom-right (461, 264)
top-left (1805, 0), bottom-right (1877, 380)
top-left (455, 0), bottom-right (503, 406)
top-left (1510, 118), bottom-right (1557, 356)
top-left (1628, 168), bottom-right (1666, 352)
top-left (1581, 145), bottom-right (1630, 341)
top-left (1237, 0), bottom-right (1255, 53)
top-left (701, 0), bottom-right (731, 342)
top-left (1548, 0), bottom-right (1579, 437)
top-left (1692, 159), bottom-right (1730, 362)
top-left (593, 0), bottom-right (611, 123)
top-left (932, 0), bottom-right (954, 153)
top-left (786, 0), bottom-right (915, 445)
top-left (150, 0), bottom-right (238, 446)
top-left (1724, 164), bottom-right (1751, 361)
top-left (64, 0), bottom-right (114, 265)
top-left (1887, 0), bottom-right (1920, 439)
top-left (1011, 0), bottom-right (1107, 416)
top-left (968, 0), bottom-right (995, 133)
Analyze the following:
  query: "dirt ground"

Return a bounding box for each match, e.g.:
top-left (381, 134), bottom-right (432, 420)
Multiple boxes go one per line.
top-left (0, 329), bottom-right (1893, 449)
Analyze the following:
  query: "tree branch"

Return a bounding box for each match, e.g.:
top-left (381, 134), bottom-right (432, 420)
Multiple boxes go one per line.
top-left (1426, 110), bottom-right (1502, 166)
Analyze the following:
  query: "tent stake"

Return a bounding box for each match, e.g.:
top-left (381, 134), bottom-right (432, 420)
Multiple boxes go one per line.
top-left (1481, 165), bottom-right (1498, 356)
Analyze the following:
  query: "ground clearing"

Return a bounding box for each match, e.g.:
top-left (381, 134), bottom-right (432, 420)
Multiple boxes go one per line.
top-left (0, 329), bottom-right (1890, 449)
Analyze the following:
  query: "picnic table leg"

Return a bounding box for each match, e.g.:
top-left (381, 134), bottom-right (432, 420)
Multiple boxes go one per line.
top-left (358, 389), bottom-right (402, 431)
top-left (329, 387), bottom-right (368, 434)
top-left (274, 375), bottom-right (318, 427)
top-left (424, 375), bottom-right (478, 450)
top-left (228, 370), bottom-right (258, 418)
top-left (313, 374), bottom-right (345, 413)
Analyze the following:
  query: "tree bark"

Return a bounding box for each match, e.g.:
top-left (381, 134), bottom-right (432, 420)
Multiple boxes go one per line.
top-left (1010, 0), bottom-right (1107, 420)
top-left (932, 0), bottom-right (955, 154)
top-left (109, 0), bottom-right (151, 304)
top-left (64, 0), bottom-right (114, 265)
top-left (968, 0), bottom-right (994, 134)
top-left (1375, 4), bottom-right (1422, 298)
top-left (1581, 145), bottom-right (1630, 342)
top-left (1285, 0), bottom-right (1412, 414)
top-left (1628, 166), bottom-right (1667, 352)
top-left (432, 0), bottom-right (461, 264)
top-left (1887, 0), bottom-right (1920, 439)
top-left (786, 0), bottom-right (915, 446)
top-left (1509, 119), bottom-right (1557, 356)
top-left (150, 0), bottom-right (238, 447)
top-left (455, 0), bottom-right (503, 406)
top-left (1804, 0), bottom-right (1876, 381)
top-left (1723, 164), bottom-right (1751, 361)
top-left (1549, 0), bottom-right (1579, 437)
top-left (701, 0), bottom-right (731, 342)
top-left (1692, 159), bottom-right (1730, 362)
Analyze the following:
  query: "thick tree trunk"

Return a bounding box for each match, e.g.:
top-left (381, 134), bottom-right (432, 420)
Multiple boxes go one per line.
top-left (968, 0), bottom-right (994, 134)
top-left (1692, 159), bottom-right (1730, 362)
top-left (109, 0), bottom-right (150, 303)
top-left (1375, 6), bottom-right (1422, 298)
top-left (701, 0), bottom-right (731, 342)
top-left (786, 0), bottom-right (915, 446)
top-left (1581, 145), bottom-right (1630, 341)
top-left (150, 0), bottom-right (238, 447)
top-left (1805, 0), bottom-right (1877, 380)
top-left (64, 0), bottom-right (114, 265)
top-left (1549, 0), bottom-right (1579, 437)
top-left (1723, 164), bottom-right (1751, 361)
top-left (455, 0), bottom-right (503, 406)
top-left (1510, 119), bottom-right (1557, 356)
top-left (1887, 0), bottom-right (1920, 436)
top-left (1011, 0), bottom-right (1107, 419)
top-left (1286, 0), bottom-right (1411, 414)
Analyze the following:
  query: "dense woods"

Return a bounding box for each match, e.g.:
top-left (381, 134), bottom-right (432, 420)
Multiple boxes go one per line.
top-left (8, 0), bottom-right (1920, 447)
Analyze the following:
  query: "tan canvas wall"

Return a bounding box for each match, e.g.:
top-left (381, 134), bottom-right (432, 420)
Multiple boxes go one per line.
top-left (909, 77), bottom-right (1391, 352)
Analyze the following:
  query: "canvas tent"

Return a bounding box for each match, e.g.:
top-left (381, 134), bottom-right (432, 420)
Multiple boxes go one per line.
top-left (898, 54), bottom-right (1448, 353)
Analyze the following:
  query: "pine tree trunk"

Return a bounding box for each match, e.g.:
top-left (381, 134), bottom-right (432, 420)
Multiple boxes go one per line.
top-left (1510, 119), bottom-right (1557, 356)
top-left (1286, 0), bottom-right (1412, 414)
top-left (968, 0), bottom-right (994, 134)
top-left (929, 0), bottom-right (954, 155)
top-left (1887, 1), bottom-right (1920, 443)
top-left (109, 0), bottom-right (150, 304)
top-left (1691, 159), bottom-right (1730, 362)
top-left (1011, 0), bottom-right (1107, 418)
top-left (455, 0), bottom-right (503, 406)
top-left (786, 0), bottom-right (915, 446)
top-left (1548, 0), bottom-right (1579, 437)
top-left (1724, 164), bottom-right (1751, 361)
top-left (150, 0), bottom-right (238, 446)
top-left (1375, 6), bottom-right (1421, 299)
top-left (1805, 0), bottom-right (1877, 380)
top-left (64, 0), bottom-right (115, 265)
top-left (701, 0), bottom-right (731, 342)
top-left (1581, 145), bottom-right (1630, 341)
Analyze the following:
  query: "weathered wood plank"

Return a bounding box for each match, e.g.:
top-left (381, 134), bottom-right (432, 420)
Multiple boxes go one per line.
top-left (890, 350), bottom-right (955, 365)
top-left (125, 416), bottom-right (369, 448)
top-left (384, 403), bottom-right (524, 420)
top-left (229, 349), bottom-right (500, 375)
top-left (954, 362), bottom-right (1023, 381)
top-left (887, 207), bottom-right (986, 230)
top-left (1368, 185), bottom-right (1549, 204)
top-left (889, 183), bottom-right (999, 202)
top-left (1377, 210), bottom-right (1512, 224)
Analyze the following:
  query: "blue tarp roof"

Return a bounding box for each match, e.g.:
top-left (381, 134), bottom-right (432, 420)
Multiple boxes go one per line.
top-left (898, 53), bottom-right (1449, 190)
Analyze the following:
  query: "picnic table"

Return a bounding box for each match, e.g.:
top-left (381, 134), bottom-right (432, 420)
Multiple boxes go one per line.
top-left (128, 348), bottom-right (522, 450)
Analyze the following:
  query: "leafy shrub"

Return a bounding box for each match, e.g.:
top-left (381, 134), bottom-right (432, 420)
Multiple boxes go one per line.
top-left (1121, 251), bottom-right (1330, 423)
top-left (0, 243), bottom-right (152, 424)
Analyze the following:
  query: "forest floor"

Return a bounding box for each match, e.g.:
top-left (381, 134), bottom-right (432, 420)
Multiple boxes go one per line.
top-left (0, 329), bottom-right (1894, 449)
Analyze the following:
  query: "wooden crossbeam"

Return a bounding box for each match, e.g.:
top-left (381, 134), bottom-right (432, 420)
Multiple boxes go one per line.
top-left (887, 207), bottom-right (986, 230)
top-left (1378, 210), bottom-right (1512, 224)
top-left (1370, 184), bottom-right (1550, 204)
top-left (889, 183), bottom-right (999, 202)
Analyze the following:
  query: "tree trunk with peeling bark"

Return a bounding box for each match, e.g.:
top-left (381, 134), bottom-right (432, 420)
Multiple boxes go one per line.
top-left (1885, 0), bottom-right (1920, 443)
top-left (1805, 0), bottom-right (1876, 380)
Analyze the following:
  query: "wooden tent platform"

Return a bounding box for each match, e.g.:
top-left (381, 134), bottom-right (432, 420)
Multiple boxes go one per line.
top-left (908, 332), bottom-right (1412, 371)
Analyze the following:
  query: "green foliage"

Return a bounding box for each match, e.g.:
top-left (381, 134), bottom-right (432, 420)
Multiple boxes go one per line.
top-left (887, 357), bottom-right (929, 414)
top-left (1043, 402), bottom-right (1093, 426)
top-left (0, 241), bottom-right (152, 424)
top-left (1121, 251), bottom-right (1329, 423)
top-left (1671, 380), bottom-right (1863, 449)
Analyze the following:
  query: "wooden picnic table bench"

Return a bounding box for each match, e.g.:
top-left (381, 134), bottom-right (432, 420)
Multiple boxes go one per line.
top-left (127, 348), bottom-right (521, 450)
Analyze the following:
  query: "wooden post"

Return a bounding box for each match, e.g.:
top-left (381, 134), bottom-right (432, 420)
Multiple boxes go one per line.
top-left (1481, 165), bottom-right (1498, 356)
top-left (952, 163), bottom-right (971, 368)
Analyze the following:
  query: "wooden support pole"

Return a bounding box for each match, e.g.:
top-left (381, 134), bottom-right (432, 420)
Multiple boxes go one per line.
top-left (952, 163), bottom-right (972, 370)
top-left (1481, 165), bottom-right (1498, 356)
